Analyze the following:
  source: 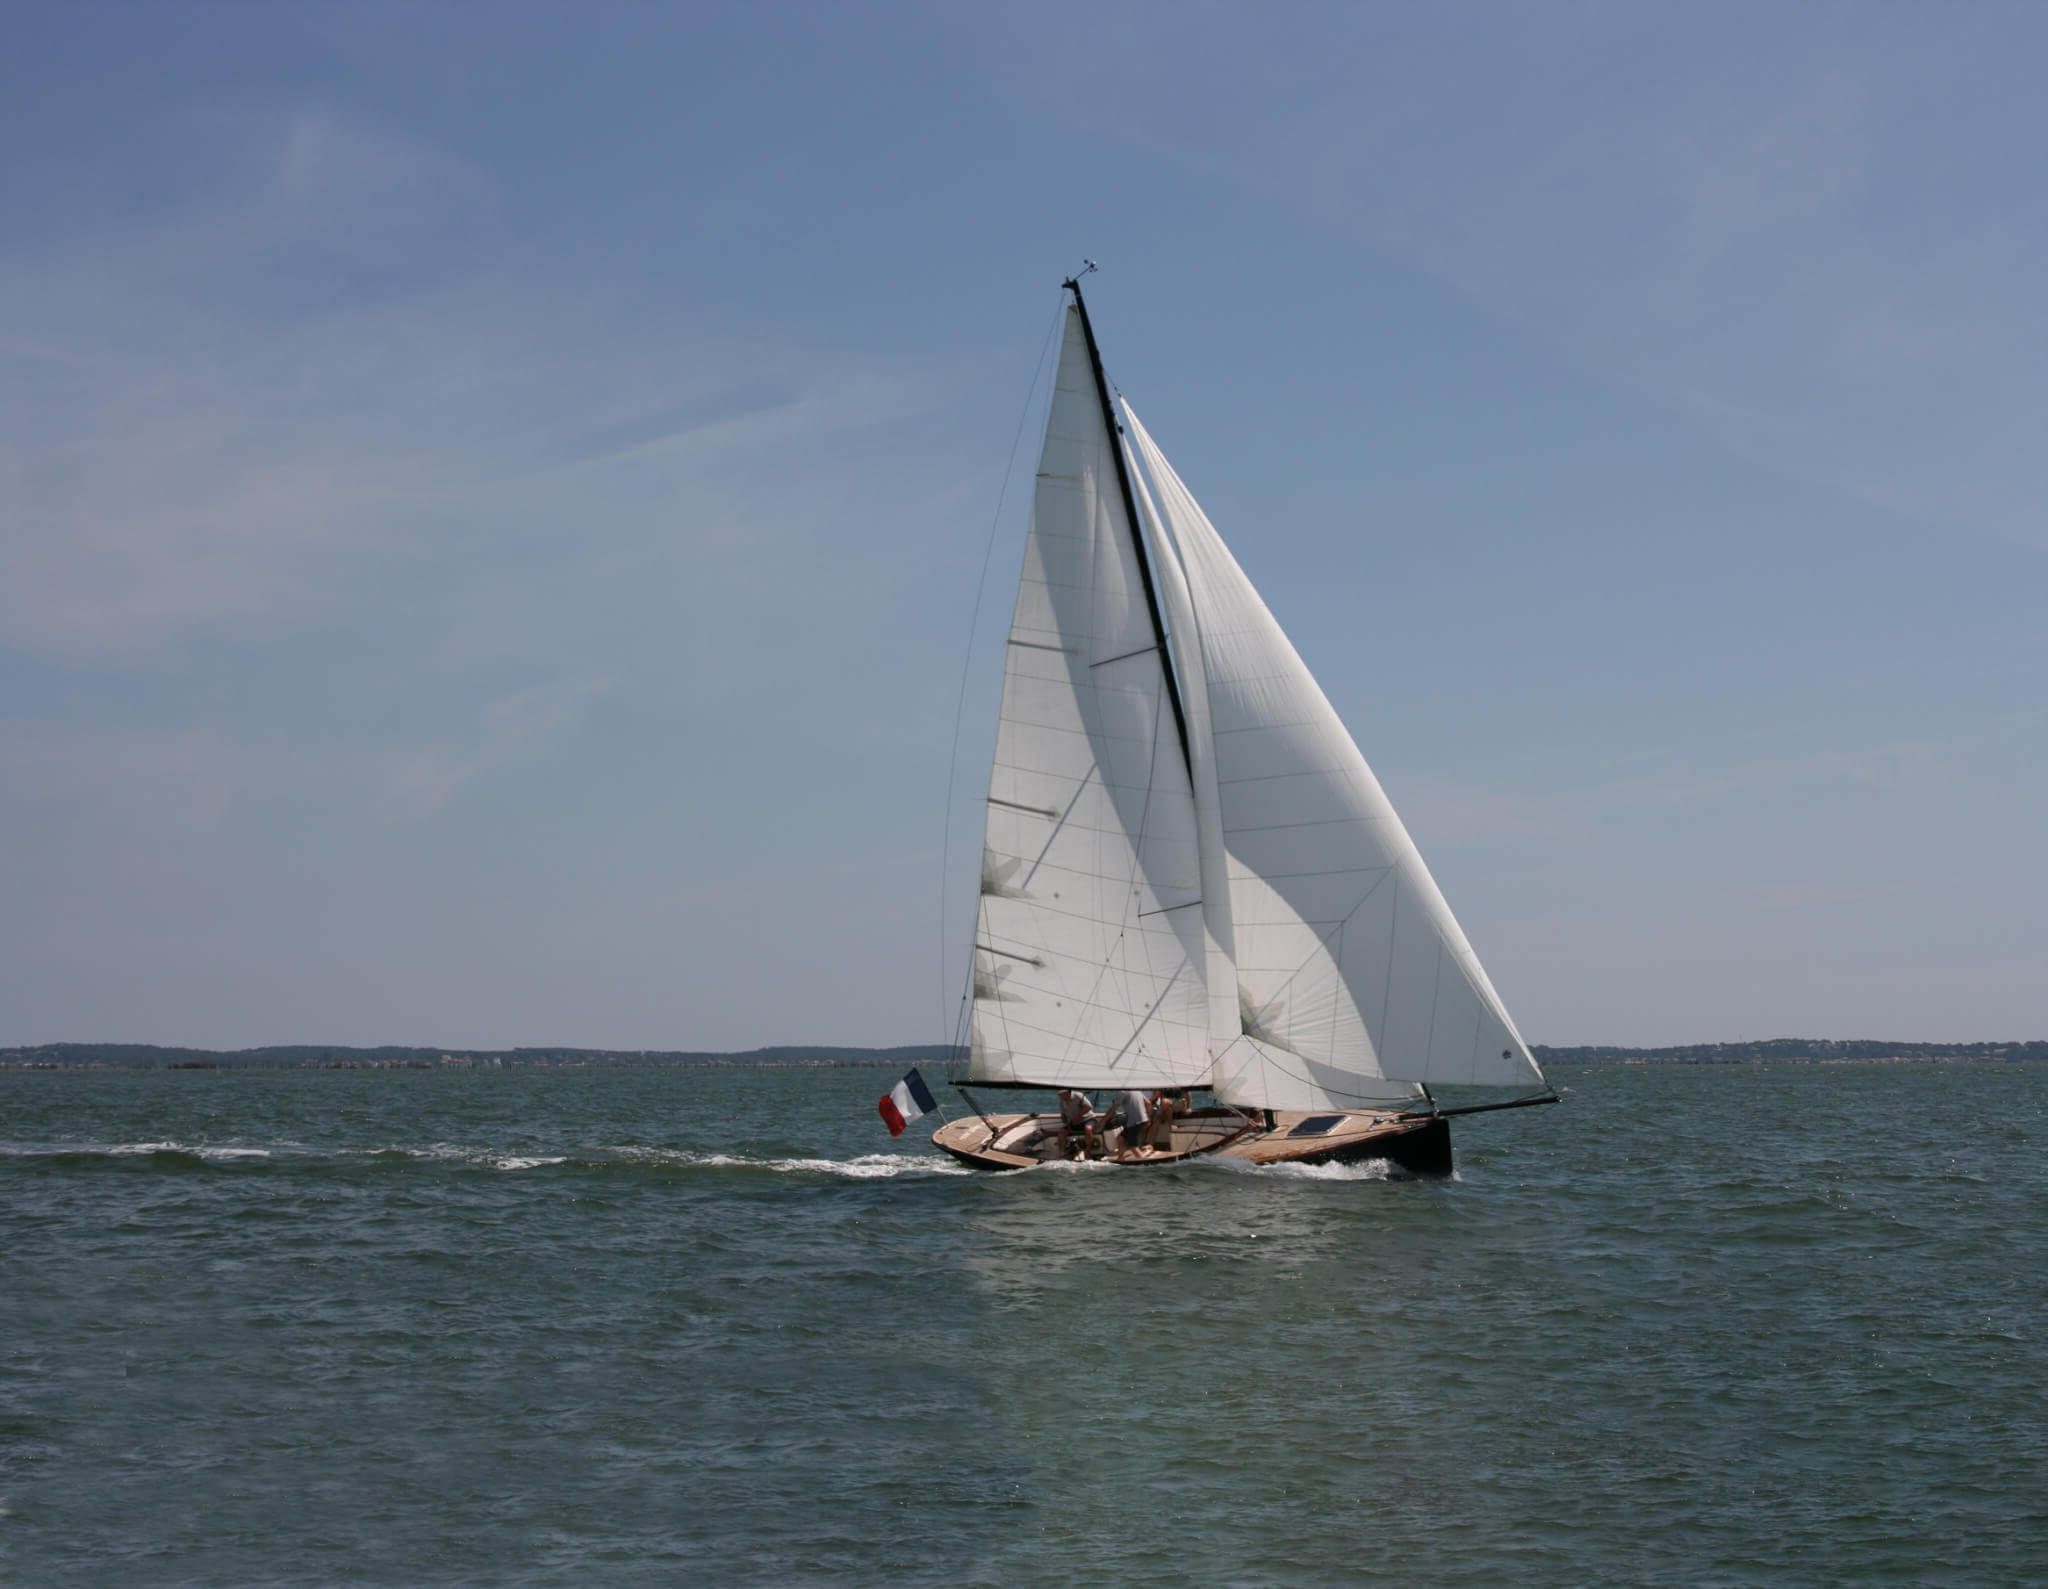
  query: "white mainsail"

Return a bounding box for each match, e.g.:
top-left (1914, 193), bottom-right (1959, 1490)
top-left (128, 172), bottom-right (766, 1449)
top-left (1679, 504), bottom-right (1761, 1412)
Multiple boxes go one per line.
top-left (965, 309), bottom-right (1212, 1090)
top-left (1122, 402), bottom-right (1543, 1101)
top-left (965, 295), bottom-right (1543, 1111)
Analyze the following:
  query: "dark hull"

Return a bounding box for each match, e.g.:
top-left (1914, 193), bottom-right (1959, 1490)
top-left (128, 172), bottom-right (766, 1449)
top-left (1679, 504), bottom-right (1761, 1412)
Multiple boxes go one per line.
top-left (1298, 1113), bottom-right (1452, 1177)
top-left (930, 1107), bottom-right (1455, 1177)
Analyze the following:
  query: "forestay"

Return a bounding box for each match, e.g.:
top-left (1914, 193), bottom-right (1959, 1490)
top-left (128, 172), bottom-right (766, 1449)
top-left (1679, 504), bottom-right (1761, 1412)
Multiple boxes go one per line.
top-left (1121, 402), bottom-right (1543, 1102)
top-left (966, 310), bottom-right (1212, 1090)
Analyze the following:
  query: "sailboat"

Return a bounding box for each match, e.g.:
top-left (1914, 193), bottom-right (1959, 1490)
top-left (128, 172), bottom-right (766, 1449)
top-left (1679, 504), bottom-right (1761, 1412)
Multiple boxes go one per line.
top-left (931, 273), bottom-right (1556, 1174)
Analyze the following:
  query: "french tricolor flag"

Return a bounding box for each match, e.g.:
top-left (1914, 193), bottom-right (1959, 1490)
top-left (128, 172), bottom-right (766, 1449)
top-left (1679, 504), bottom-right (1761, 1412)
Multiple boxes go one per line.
top-left (878, 1067), bottom-right (938, 1136)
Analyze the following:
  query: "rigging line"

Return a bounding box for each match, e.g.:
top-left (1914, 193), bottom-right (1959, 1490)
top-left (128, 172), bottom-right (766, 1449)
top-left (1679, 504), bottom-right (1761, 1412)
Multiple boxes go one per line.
top-left (939, 299), bottom-right (1066, 1049)
top-left (1089, 643), bottom-right (1159, 669)
top-left (1019, 767), bottom-right (1096, 893)
top-left (1099, 959), bottom-right (1191, 1072)
top-left (1251, 865), bottom-right (1395, 1014)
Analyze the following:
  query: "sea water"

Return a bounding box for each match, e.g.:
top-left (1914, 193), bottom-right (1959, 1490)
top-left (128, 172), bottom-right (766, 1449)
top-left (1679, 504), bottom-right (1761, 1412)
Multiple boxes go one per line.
top-left (4, 1061), bottom-right (2044, 1585)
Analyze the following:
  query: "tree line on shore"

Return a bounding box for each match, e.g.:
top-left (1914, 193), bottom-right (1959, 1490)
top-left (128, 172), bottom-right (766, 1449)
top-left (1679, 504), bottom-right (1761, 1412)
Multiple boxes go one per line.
top-left (1535, 1038), bottom-right (2048, 1064)
top-left (3, 1038), bottom-right (2045, 1070)
top-left (0, 1043), bottom-right (961, 1070)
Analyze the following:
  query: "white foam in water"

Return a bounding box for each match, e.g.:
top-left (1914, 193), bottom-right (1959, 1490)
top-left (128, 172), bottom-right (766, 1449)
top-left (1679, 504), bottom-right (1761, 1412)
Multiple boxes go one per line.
top-left (1257, 1159), bottom-right (1397, 1181)
top-left (684, 1151), bottom-right (970, 1178)
top-left (0, 1139), bottom-right (972, 1178)
top-left (375, 1143), bottom-right (569, 1170)
top-left (595, 1147), bottom-right (968, 1178)
top-left (6, 1141), bottom-right (279, 1161)
top-left (1198, 1155), bottom-right (1396, 1181)
top-left (350, 1145), bottom-right (964, 1176)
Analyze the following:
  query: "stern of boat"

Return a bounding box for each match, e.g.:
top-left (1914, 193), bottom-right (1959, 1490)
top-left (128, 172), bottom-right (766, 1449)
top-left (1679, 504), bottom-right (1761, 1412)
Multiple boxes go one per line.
top-left (1214, 1110), bottom-right (1454, 1177)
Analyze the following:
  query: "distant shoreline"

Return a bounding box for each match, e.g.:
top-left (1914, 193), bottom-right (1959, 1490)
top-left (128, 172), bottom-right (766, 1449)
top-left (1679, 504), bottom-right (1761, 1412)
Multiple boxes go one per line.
top-left (1, 1039), bottom-right (2043, 1071)
top-left (0, 1042), bottom-right (959, 1072)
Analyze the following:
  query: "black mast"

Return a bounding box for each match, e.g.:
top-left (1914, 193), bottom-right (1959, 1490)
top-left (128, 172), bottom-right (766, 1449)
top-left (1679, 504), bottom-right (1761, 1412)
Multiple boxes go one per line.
top-left (1062, 272), bottom-right (1193, 777)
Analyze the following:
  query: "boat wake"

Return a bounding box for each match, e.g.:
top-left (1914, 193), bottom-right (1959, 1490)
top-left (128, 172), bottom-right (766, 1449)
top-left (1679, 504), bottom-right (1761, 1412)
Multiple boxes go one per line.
top-left (601, 1149), bottom-right (971, 1179)
top-left (1, 1140), bottom-right (1424, 1180)
top-left (350, 1144), bottom-right (969, 1176)
top-left (362, 1144), bottom-right (572, 1171)
top-left (0, 1140), bottom-right (275, 1162)
top-left (1, 1140), bottom-right (969, 1177)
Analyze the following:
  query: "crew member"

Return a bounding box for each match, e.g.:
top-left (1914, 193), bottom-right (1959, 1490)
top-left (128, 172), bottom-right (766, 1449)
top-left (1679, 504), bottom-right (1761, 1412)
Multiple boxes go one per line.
top-left (1117, 1088), bottom-right (1152, 1154)
top-left (1057, 1088), bottom-right (1095, 1159)
top-left (1147, 1090), bottom-right (1178, 1152)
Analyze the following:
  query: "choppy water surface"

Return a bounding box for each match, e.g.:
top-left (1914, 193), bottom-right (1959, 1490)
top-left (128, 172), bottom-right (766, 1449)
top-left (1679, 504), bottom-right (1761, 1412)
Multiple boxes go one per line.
top-left (4, 1062), bottom-right (2044, 1585)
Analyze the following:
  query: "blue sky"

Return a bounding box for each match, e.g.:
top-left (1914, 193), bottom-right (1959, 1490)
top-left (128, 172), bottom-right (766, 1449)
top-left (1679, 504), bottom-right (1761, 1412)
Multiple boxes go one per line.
top-left (3, 1), bottom-right (2042, 1050)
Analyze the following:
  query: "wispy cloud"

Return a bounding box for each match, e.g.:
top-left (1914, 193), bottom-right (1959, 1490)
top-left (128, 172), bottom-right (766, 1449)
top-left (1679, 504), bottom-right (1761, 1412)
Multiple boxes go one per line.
top-left (0, 108), bottom-right (480, 658)
top-left (0, 668), bottom-right (620, 830)
top-left (1004, 5), bottom-right (2048, 549)
top-left (0, 723), bottom-right (277, 832)
top-left (387, 673), bottom-right (619, 815)
top-left (0, 103), bottom-right (932, 667)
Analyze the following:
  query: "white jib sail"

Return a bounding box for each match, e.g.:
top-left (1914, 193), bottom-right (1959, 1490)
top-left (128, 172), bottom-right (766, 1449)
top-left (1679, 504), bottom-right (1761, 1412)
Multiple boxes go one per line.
top-left (966, 310), bottom-right (1212, 1091)
top-left (1123, 435), bottom-right (1242, 1068)
top-left (1121, 402), bottom-right (1543, 1102)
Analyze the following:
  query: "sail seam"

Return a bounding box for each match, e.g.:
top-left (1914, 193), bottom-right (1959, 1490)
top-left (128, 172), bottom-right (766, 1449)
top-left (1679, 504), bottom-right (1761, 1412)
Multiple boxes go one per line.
top-left (991, 722), bottom-right (1158, 748)
top-left (1222, 817), bottom-right (1399, 835)
top-left (1215, 767), bottom-right (1368, 786)
top-left (1246, 864), bottom-right (1392, 882)
top-left (990, 1006), bottom-right (1205, 1045)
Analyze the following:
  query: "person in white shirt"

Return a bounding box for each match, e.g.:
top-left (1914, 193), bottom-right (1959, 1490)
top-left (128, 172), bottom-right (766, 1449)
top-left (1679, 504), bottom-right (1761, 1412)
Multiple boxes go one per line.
top-left (1117, 1088), bottom-right (1152, 1154)
top-left (1056, 1089), bottom-right (1097, 1159)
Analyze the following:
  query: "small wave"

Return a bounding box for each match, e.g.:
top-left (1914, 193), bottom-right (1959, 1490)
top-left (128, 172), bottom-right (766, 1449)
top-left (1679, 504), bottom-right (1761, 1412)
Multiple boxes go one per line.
top-left (109, 1141), bottom-right (274, 1160)
top-left (0, 1141), bottom-right (272, 1162)
top-left (352, 1144), bottom-right (569, 1171)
